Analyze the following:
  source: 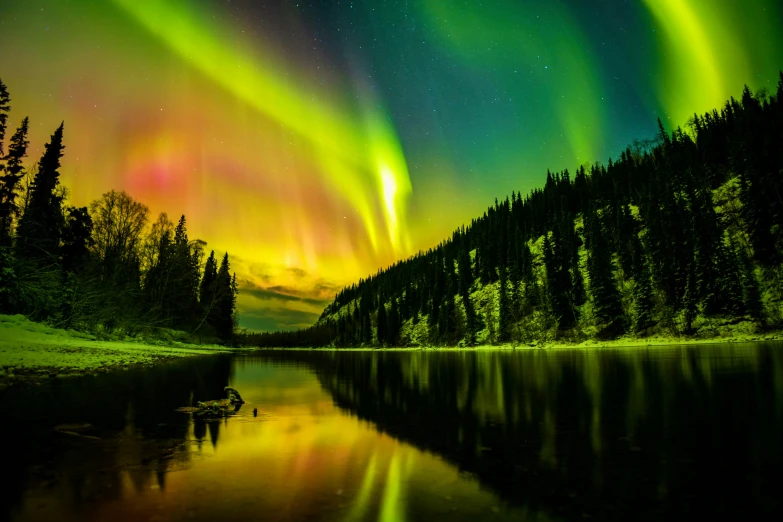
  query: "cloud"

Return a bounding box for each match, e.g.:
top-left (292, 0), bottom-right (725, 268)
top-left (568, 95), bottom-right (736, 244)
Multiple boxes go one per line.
top-left (231, 262), bottom-right (344, 332)
top-left (238, 279), bottom-right (331, 307)
top-left (286, 267), bottom-right (308, 279)
top-left (238, 307), bottom-right (321, 332)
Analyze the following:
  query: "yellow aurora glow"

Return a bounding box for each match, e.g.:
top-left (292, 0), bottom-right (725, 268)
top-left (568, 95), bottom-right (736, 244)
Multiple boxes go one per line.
top-left (112, 0), bottom-right (412, 256)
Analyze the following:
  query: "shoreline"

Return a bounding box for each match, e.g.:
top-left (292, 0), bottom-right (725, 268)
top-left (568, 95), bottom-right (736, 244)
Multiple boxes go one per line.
top-left (258, 331), bottom-right (783, 351)
top-left (0, 314), bottom-right (248, 389)
top-left (4, 311), bottom-right (781, 388)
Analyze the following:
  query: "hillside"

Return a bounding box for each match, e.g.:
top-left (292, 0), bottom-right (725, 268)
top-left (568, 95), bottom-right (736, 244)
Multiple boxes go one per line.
top-left (250, 75), bottom-right (783, 348)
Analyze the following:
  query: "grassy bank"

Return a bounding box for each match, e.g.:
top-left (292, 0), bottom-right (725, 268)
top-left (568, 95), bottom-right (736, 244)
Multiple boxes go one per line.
top-left (0, 314), bottom-right (247, 388)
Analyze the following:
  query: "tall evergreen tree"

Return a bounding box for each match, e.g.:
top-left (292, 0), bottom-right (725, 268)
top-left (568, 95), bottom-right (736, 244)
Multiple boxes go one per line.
top-left (0, 117), bottom-right (29, 245)
top-left (377, 299), bottom-right (388, 346)
top-left (737, 247), bottom-right (764, 325)
top-left (388, 296), bottom-right (400, 346)
top-left (498, 266), bottom-right (512, 342)
top-left (682, 261), bottom-right (697, 332)
top-left (15, 123), bottom-right (65, 263)
top-left (213, 253), bottom-right (237, 340)
top-left (199, 250), bottom-right (218, 308)
top-left (586, 214), bottom-right (625, 337)
top-left (168, 215), bottom-right (201, 327)
top-left (60, 206), bottom-right (93, 274)
top-left (632, 257), bottom-right (655, 333)
top-left (0, 79), bottom-right (10, 157)
top-left (457, 240), bottom-right (479, 344)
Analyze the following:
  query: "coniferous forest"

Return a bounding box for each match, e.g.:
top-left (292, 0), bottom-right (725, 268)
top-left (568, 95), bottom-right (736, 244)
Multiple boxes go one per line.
top-left (251, 75), bottom-right (783, 348)
top-left (0, 79), bottom-right (238, 341)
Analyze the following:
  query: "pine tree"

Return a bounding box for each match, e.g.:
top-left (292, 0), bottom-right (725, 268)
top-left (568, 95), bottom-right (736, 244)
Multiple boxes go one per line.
top-left (0, 79), bottom-right (10, 157)
top-left (586, 214), bottom-right (625, 338)
top-left (377, 298), bottom-right (387, 346)
top-left (633, 257), bottom-right (655, 333)
top-left (718, 241), bottom-right (745, 317)
top-left (544, 228), bottom-right (576, 330)
top-left (388, 296), bottom-right (400, 346)
top-left (16, 123), bottom-right (65, 262)
top-left (457, 242), bottom-right (479, 344)
top-left (60, 206), bottom-right (92, 273)
top-left (199, 250), bottom-right (218, 307)
top-left (144, 229), bottom-right (173, 321)
top-left (0, 117), bottom-right (29, 245)
top-left (498, 266), bottom-right (511, 342)
top-left (168, 215), bottom-right (201, 328)
top-left (682, 262), bottom-right (697, 332)
top-left (738, 247), bottom-right (764, 325)
top-left (213, 253), bottom-right (236, 340)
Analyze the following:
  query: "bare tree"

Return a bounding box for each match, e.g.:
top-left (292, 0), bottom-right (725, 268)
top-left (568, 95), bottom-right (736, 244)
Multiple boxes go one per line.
top-left (90, 190), bottom-right (149, 268)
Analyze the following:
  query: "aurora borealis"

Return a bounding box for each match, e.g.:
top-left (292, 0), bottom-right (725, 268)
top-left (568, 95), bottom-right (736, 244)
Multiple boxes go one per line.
top-left (1, 0), bottom-right (781, 331)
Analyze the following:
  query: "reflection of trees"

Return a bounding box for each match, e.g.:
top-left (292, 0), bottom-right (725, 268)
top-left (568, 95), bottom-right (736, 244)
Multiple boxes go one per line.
top-left (0, 355), bottom-right (232, 520)
top-left (283, 347), bottom-right (783, 520)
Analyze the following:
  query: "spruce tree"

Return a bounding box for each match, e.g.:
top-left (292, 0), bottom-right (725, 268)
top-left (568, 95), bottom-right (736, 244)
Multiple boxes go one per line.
top-left (738, 247), bottom-right (764, 325)
top-left (377, 299), bottom-right (387, 346)
top-left (457, 242), bottom-right (479, 344)
top-left (682, 262), bottom-right (697, 333)
top-left (718, 241), bottom-right (745, 316)
top-left (633, 257), bottom-right (655, 333)
top-left (16, 123), bottom-right (65, 262)
top-left (169, 215), bottom-right (201, 327)
top-left (199, 250), bottom-right (218, 308)
top-left (213, 253), bottom-right (236, 340)
top-left (0, 79), bottom-right (9, 156)
top-left (60, 206), bottom-right (92, 273)
top-left (498, 266), bottom-right (512, 342)
top-left (586, 214), bottom-right (625, 337)
top-left (388, 296), bottom-right (400, 346)
top-left (0, 117), bottom-right (29, 245)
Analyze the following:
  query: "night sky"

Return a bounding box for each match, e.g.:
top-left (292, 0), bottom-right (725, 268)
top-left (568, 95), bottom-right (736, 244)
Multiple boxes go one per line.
top-left (1, 0), bottom-right (781, 331)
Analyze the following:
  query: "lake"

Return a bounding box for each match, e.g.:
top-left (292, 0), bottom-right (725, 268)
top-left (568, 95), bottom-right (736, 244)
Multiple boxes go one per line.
top-left (2, 343), bottom-right (782, 521)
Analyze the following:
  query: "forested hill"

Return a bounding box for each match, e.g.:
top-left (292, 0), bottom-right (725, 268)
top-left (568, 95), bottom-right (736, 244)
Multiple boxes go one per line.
top-left (251, 74), bottom-right (783, 348)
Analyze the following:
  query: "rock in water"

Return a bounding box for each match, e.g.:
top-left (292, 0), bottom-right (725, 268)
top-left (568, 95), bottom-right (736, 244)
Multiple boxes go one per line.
top-left (224, 386), bottom-right (245, 404)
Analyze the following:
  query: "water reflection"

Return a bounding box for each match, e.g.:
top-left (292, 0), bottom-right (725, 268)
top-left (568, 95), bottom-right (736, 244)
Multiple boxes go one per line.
top-left (301, 345), bottom-right (783, 519)
top-left (2, 344), bottom-right (782, 521)
top-left (0, 356), bottom-right (233, 522)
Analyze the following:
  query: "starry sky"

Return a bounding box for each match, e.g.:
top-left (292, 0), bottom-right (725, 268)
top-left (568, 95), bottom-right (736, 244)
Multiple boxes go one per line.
top-left (1, 0), bottom-right (782, 331)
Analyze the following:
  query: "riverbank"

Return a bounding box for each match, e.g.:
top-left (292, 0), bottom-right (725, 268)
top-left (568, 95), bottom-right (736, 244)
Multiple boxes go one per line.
top-left (0, 314), bottom-right (247, 388)
top-left (264, 321), bottom-right (783, 351)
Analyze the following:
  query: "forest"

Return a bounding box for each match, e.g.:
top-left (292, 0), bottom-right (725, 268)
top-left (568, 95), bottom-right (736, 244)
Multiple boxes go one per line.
top-left (0, 79), bottom-right (238, 342)
top-left (250, 73), bottom-right (783, 348)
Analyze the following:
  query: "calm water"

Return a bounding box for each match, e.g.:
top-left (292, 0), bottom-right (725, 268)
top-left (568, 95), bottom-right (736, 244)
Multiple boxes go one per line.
top-left (2, 344), bottom-right (782, 521)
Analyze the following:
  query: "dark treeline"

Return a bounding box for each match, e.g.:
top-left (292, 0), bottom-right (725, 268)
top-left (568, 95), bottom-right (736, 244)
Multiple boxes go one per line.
top-left (0, 78), bottom-right (237, 340)
top-left (251, 74), bottom-right (783, 347)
